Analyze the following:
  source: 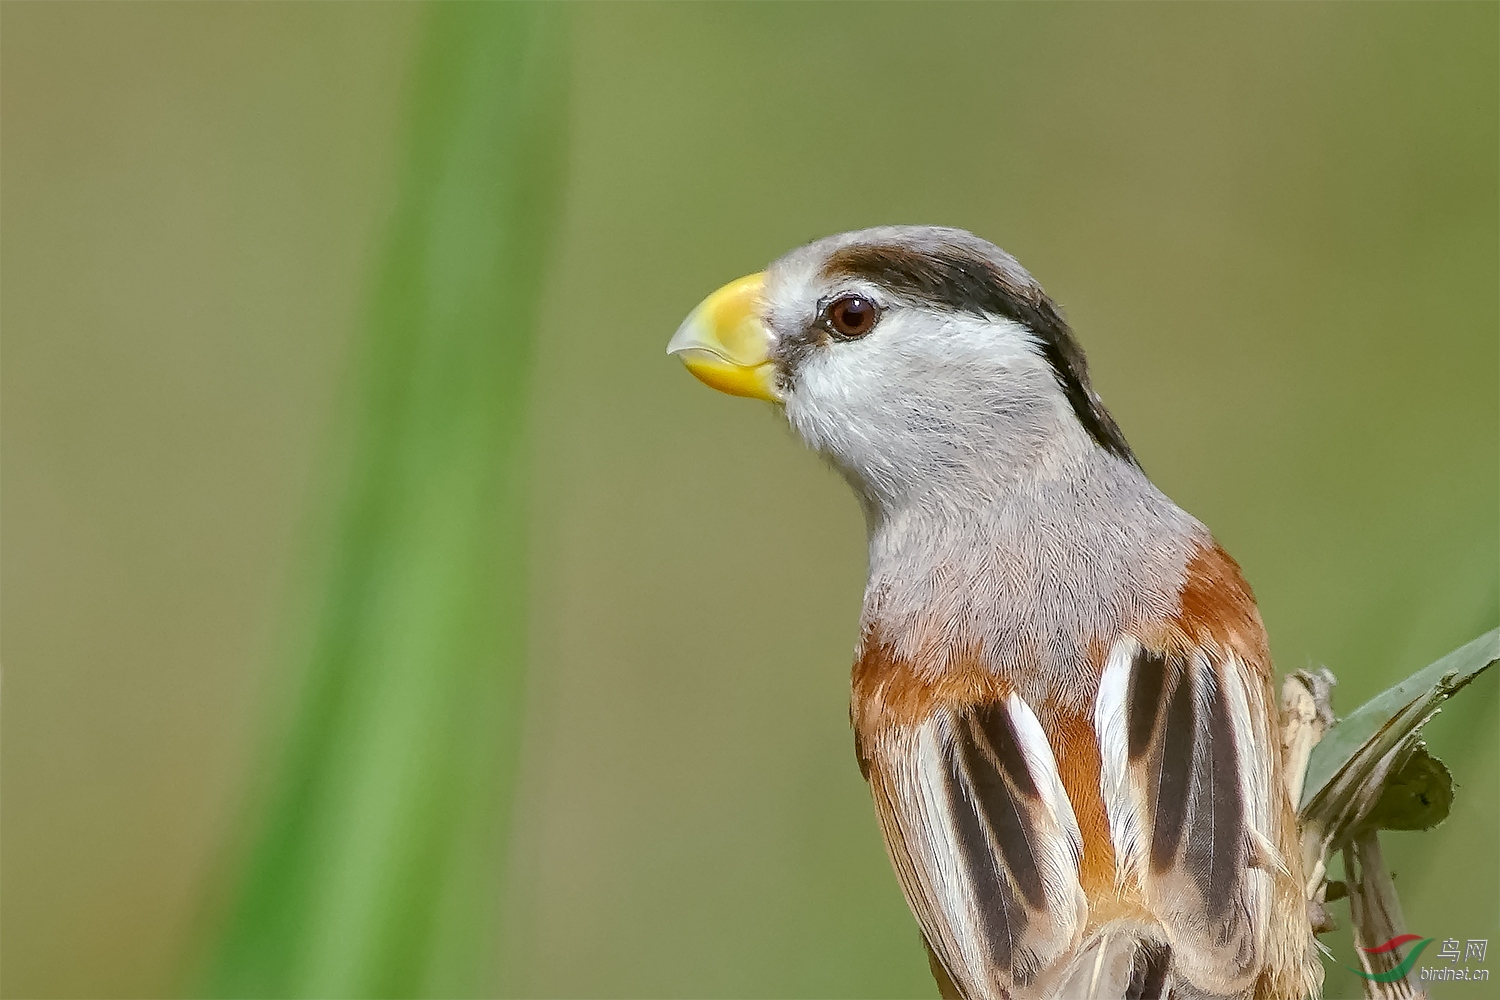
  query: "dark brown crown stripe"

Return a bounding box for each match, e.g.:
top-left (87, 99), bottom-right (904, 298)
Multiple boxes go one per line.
top-left (823, 243), bottom-right (1138, 465)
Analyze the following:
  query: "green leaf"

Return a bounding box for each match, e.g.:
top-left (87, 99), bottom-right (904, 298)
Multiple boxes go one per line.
top-left (200, 7), bottom-right (568, 998)
top-left (1363, 744), bottom-right (1452, 832)
top-left (1300, 629), bottom-right (1499, 838)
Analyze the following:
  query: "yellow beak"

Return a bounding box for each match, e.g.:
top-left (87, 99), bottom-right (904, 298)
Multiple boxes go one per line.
top-left (666, 272), bottom-right (780, 402)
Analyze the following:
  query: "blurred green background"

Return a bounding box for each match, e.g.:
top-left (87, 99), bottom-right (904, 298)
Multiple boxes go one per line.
top-left (2, 4), bottom-right (1495, 999)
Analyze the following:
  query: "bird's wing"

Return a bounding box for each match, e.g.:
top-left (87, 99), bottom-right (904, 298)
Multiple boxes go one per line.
top-left (1093, 634), bottom-right (1282, 996)
top-left (865, 694), bottom-right (1089, 1000)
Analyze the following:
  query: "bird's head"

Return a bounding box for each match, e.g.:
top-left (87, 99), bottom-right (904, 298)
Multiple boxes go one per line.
top-left (668, 226), bottom-right (1134, 515)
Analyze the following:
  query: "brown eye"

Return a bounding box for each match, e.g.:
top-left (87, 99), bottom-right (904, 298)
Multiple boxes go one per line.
top-left (825, 295), bottom-right (880, 339)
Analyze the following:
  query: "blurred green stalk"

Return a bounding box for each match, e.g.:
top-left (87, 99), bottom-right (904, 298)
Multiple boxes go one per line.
top-left (205, 6), bottom-right (566, 997)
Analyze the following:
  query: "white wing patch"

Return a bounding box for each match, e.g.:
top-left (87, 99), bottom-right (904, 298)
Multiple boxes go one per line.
top-left (1094, 638), bottom-right (1146, 882)
top-left (1006, 692), bottom-right (1084, 871)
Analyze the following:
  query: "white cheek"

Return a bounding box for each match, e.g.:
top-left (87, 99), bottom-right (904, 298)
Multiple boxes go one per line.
top-left (780, 308), bottom-right (1086, 509)
top-left (784, 311), bottom-right (1064, 482)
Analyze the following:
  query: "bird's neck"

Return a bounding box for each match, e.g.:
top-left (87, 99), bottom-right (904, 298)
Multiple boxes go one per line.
top-left (857, 444), bottom-right (1206, 710)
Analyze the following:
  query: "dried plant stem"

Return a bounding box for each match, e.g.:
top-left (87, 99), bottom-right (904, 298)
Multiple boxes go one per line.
top-left (1342, 832), bottom-right (1426, 1000)
top-left (1283, 668), bottom-right (1431, 1000)
top-left (1281, 670), bottom-right (1336, 895)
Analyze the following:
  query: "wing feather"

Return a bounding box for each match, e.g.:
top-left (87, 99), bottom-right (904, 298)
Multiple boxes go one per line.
top-left (1095, 636), bottom-right (1277, 993)
top-left (868, 698), bottom-right (1087, 1000)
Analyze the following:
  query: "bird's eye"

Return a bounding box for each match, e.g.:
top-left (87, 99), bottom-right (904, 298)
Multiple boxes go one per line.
top-left (824, 295), bottom-right (880, 339)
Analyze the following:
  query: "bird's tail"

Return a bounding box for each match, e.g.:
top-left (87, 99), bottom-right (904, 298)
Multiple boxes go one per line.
top-left (928, 921), bottom-right (1244, 1000)
top-left (1050, 920), bottom-right (1206, 1000)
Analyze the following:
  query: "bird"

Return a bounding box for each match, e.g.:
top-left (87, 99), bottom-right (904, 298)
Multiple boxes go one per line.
top-left (666, 226), bottom-right (1321, 1000)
